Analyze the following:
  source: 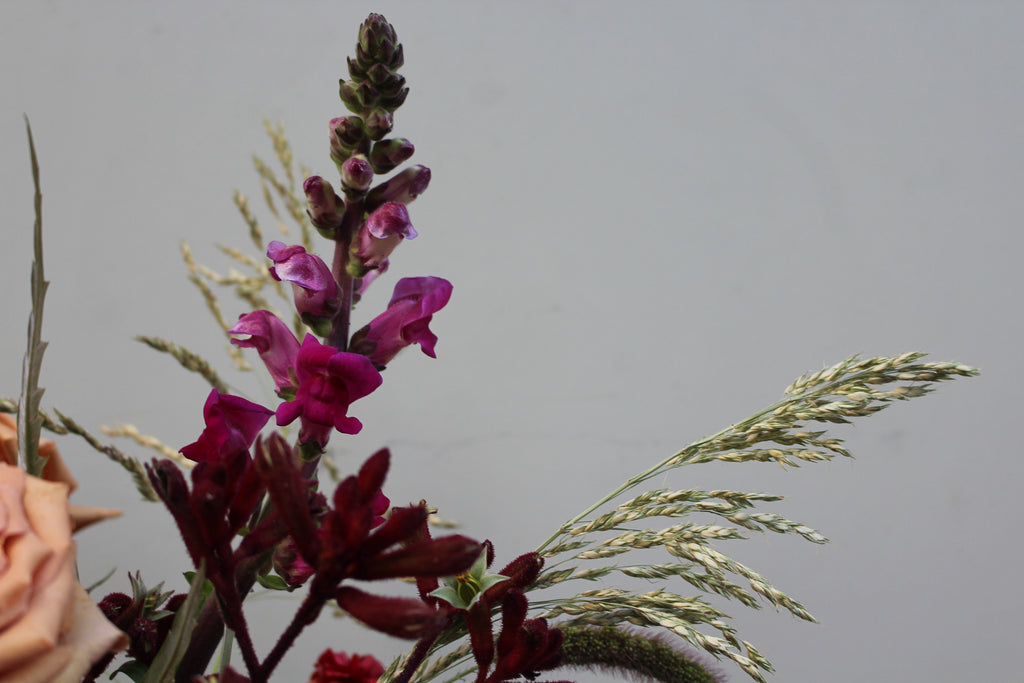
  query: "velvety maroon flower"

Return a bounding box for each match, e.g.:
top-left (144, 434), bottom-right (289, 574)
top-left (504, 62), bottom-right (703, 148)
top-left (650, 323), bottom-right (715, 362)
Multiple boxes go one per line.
top-left (307, 649), bottom-right (384, 683)
top-left (256, 446), bottom-right (482, 635)
top-left (349, 202), bottom-right (416, 275)
top-left (180, 390), bottom-right (274, 464)
top-left (275, 334), bottom-right (383, 446)
top-left (229, 310), bottom-right (301, 395)
top-left (350, 277), bottom-right (453, 367)
top-left (267, 242), bottom-right (341, 327)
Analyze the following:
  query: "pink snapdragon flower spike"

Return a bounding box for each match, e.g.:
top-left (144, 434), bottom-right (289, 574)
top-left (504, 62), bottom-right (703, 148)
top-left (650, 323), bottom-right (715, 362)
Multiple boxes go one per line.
top-left (350, 276), bottom-right (453, 367)
top-left (275, 334), bottom-right (384, 447)
top-left (349, 202), bottom-right (416, 276)
top-left (267, 241), bottom-right (341, 334)
top-left (229, 310), bottom-right (302, 396)
top-left (180, 390), bottom-right (274, 464)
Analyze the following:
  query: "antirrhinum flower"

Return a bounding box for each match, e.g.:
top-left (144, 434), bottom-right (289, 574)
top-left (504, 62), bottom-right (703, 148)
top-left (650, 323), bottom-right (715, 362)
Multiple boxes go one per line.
top-left (365, 165), bottom-right (430, 212)
top-left (349, 202), bottom-right (417, 276)
top-left (228, 310), bottom-right (301, 396)
top-left (275, 334), bottom-right (383, 446)
top-left (303, 176), bottom-right (344, 237)
top-left (267, 241), bottom-right (341, 333)
top-left (350, 277), bottom-right (453, 367)
top-left (179, 390), bottom-right (274, 464)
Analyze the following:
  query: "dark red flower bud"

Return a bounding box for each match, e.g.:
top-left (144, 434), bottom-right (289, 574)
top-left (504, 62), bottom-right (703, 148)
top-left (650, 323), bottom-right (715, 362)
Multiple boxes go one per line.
top-left (335, 587), bottom-right (446, 639)
top-left (357, 535), bottom-right (482, 581)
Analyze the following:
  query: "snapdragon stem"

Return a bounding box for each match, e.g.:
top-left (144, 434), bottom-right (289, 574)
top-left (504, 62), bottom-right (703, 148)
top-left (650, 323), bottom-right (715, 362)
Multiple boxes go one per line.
top-left (326, 197), bottom-right (364, 351)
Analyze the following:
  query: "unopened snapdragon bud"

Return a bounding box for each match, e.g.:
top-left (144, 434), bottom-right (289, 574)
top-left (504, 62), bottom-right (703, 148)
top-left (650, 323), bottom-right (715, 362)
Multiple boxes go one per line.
top-left (364, 108), bottom-right (394, 140)
top-left (330, 116), bottom-right (366, 164)
top-left (341, 155), bottom-right (374, 193)
top-left (303, 176), bottom-right (344, 238)
top-left (366, 165), bottom-right (431, 212)
top-left (369, 137), bottom-right (414, 174)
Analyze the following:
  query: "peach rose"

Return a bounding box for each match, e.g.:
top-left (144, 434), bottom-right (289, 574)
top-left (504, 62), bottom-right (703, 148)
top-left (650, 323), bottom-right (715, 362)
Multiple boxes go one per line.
top-left (0, 458), bottom-right (128, 681)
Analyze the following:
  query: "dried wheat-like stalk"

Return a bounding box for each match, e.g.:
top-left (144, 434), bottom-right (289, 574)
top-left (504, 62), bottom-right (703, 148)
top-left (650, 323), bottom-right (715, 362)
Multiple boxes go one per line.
top-left (523, 353), bottom-right (977, 682)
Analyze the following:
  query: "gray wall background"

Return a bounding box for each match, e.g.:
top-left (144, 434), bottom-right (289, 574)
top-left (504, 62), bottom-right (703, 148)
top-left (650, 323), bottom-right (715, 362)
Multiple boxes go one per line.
top-left (1, 2), bottom-right (1020, 681)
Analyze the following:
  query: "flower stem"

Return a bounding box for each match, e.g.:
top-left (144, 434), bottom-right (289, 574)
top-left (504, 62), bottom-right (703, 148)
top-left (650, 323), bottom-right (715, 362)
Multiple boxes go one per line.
top-left (393, 630), bottom-right (443, 683)
top-left (257, 592), bottom-right (326, 681)
top-left (326, 196), bottom-right (364, 351)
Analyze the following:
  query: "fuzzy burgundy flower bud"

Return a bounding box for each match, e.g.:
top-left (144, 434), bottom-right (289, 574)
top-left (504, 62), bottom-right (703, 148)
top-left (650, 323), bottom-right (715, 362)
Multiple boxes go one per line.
top-left (368, 137), bottom-right (414, 174)
top-left (341, 155), bottom-right (374, 193)
top-left (303, 176), bottom-right (345, 237)
top-left (335, 587), bottom-right (447, 640)
top-left (366, 165), bottom-right (430, 212)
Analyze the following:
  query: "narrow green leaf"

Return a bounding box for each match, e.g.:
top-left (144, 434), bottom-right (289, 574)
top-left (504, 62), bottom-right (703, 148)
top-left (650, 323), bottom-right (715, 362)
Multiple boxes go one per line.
top-left (18, 116), bottom-right (49, 478)
top-left (110, 659), bottom-right (150, 682)
top-left (142, 561), bottom-right (208, 683)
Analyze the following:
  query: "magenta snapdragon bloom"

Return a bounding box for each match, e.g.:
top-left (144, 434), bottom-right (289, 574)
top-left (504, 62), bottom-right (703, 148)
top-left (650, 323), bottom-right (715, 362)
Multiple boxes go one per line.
top-left (267, 241), bottom-right (341, 325)
top-left (276, 334), bottom-right (383, 446)
top-left (350, 277), bottom-right (453, 366)
top-left (180, 390), bottom-right (274, 464)
top-left (229, 310), bottom-right (301, 395)
top-left (350, 202), bottom-right (417, 274)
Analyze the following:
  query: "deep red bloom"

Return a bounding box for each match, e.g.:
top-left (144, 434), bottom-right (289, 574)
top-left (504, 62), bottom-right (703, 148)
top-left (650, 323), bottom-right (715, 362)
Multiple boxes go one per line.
top-left (179, 390), bottom-right (274, 464)
top-left (308, 649), bottom-right (384, 683)
top-left (350, 276), bottom-right (453, 367)
top-left (267, 241), bottom-right (341, 322)
top-left (229, 310), bottom-right (301, 395)
top-left (275, 334), bottom-right (383, 446)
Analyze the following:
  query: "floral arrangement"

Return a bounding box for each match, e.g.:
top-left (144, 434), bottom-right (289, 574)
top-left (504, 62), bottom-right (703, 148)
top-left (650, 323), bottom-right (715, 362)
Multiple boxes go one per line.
top-left (2, 13), bottom-right (977, 683)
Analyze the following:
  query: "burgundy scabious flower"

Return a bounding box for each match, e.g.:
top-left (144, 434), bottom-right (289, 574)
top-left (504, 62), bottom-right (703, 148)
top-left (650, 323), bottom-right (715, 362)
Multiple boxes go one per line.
top-left (229, 310), bottom-right (301, 395)
top-left (350, 277), bottom-right (453, 367)
top-left (179, 390), bottom-right (274, 464)
top-left (307, 649), bottom-right (384, 683)
top-left (275, 334), bottom-right (383, 446)
top-left (267, 241), bottom-right (341, 332)
top-left (349, 202), bottom-right (416, 275)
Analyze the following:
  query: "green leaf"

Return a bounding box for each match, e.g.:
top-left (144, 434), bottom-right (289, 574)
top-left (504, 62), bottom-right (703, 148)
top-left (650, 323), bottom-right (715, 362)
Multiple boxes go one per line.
top-left (256, 573), bottom-right (291, 591)
top-left (142, 562), bottom-right (208, 683)
top-left (110, 660), bottom-right (150, 682)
